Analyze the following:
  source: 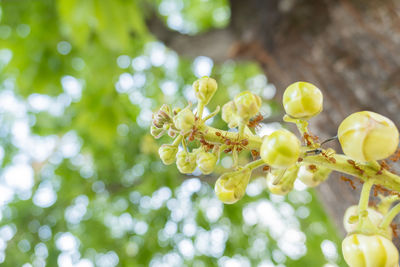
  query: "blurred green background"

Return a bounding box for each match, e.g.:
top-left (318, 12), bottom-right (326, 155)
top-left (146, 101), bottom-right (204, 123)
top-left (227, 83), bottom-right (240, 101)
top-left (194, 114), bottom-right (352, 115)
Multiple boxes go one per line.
top-left (0, 0), bottom-right (345, 266)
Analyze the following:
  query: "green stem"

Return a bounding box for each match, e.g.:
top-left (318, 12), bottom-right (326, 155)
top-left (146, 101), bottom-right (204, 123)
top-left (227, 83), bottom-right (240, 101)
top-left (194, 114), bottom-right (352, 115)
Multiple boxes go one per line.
top-left (283, 115), bottom-right (318, 148)
top-left (181, 138), bottom-right (188, 154)
top-left (377, 195), bottom-right (400, 214)
top-left (203, 106), bottom-right (220, 122)
top-left (233, 149), bottom-right (238, 169)
top-left (302, 153), bottom-right (400, 191)
top-left (283, 115), bottom-right (308, 133)
top-left (380, 202), bottom-right (400, 229)
top-left (201, 125), bottom-right (262, 150)
top-left (358, 179), bottom-right (374, 216)
top-left (172, 135), bottom-right (183, 146)
top-left (238, 121), bottom-right (246, 137)
top-left (197, 102), bottom-right (205, 120)
top-left (245, 159), bottom-right (265, 171)
top-left (272, 168), bottom-right (287, 185)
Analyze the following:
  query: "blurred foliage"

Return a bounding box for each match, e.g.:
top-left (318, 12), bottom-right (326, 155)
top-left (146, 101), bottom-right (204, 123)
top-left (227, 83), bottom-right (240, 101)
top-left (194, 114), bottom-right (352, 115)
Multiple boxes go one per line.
top-left (0, 0), bottom-right (344, 266)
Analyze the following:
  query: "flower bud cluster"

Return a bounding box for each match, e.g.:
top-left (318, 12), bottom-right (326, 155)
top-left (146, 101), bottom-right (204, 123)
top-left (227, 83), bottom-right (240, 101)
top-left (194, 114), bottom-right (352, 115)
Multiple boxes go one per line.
top-left (151, 76), bottom-right (400, 266)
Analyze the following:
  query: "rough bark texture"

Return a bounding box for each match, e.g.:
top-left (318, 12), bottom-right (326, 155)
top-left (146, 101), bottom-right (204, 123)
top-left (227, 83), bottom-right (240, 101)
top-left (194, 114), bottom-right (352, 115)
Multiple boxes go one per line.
top-left (149, 0), bottom-right (400, 240)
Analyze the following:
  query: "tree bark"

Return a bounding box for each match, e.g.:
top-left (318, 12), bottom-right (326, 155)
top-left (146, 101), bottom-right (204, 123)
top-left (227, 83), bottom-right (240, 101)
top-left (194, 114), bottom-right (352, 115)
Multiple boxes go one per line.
top-left (149, 0), bottom-right (400, 239)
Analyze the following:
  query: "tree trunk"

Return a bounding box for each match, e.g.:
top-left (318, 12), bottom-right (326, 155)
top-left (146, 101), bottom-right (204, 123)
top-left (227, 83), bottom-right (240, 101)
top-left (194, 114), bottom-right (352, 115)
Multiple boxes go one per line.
top-left (149, 0), bottom-right (400, 240)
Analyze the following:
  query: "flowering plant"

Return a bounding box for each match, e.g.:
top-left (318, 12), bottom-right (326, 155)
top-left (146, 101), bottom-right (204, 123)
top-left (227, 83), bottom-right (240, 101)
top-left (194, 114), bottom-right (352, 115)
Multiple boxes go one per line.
top-left (151, 77), bottom-right (400, 266)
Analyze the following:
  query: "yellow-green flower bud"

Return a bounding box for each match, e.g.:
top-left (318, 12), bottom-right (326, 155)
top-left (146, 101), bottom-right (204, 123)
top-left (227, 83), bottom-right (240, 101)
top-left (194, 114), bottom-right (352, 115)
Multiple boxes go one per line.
top-left (343, 205), bottom-right (389, 236)
top-left (282, 81), bottom-right (323, 119)
top-left (222, 101), bottom-right (240, 128)
top-left (338, 111), bottom-right (399, 162)
top-left (266, 166), bottom-right (298, 195)
top-left (192, 77), bottom-right (218, 105)
top-left (173, 107), bottom-right (195, 134)
top-left (233, 91), bottom-right (261, 120)
top-left (260, 129), bottom-right (301, 168)
top-left (152, 104), bottom-right (172, 128)
top-left (297, 163), bottom-right (331, 187)
top-left (342, 234), bottom-right (398, 267)
top-left (196, 151), bottom-right (217, 175)
top-left (150, 125), bottom-right (165, 139)
top-left (159, 144), bottom-right (178, 165)
top-left (214, 167), bottom-right (251, 204)
top-left (176, 151), bottom-right (196, 174)
top-left (160, 104), bottom-right (171, 114)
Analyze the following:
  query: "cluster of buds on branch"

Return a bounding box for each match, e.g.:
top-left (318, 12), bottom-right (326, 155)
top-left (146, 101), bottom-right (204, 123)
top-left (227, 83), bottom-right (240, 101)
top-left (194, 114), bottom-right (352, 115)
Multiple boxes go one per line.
top-left (151, 77), bottom-right (400, 267)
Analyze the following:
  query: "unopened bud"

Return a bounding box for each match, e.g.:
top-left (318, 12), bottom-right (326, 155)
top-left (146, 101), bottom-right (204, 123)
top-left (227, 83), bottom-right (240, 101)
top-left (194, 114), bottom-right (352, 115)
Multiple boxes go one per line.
top-left (152, 104), bottom-right (172, 128)
top-left (338, 111), bottom-right (399, 162)
top-left (260, 129), bottom-right (301, 169)
top-left (342, 234), bottom-right (398, 267)
top-left (159, 144), bottom-right (178, 165)
top-left (222, 101), bottom-right (241, 128)
top-left (343, 205), bottom-right (388, 236)
top-left (150, 125), bottom-right (165, 139)
top-left (176, 151), bottom-right (197, 174)
top-left (173, 107), bottom-right (195, 134)
top-left (197, 151), bottom-right (217, 175)
top-left (283, 81), bottom-right (323, 119)
top-left (233, 91), bottom-right (261, 120)
top-left (266, 166), bottom-right (298, 195)
top-left (214, 167), bottom-right (251, 204)
top-left (193, 77), bottom-right (218, 105)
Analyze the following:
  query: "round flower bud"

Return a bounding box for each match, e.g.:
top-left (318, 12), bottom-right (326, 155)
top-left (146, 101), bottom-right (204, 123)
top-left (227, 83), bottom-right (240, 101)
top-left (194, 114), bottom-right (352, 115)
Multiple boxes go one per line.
top-left (173, 107), bottom-right (195, 134)
top-left (176, 151), bottom-right (196, 174)
top-left (343, 205), bottom-right (386, 235)
top-left (192, 77), bottom-right (218, 105)
top-left (222, 101), bottom-right (240, 128)
top-left (196, 151), bottom-right (217, 175)
top-left (233, 91), bottom-right (261, 120)
top-left (158, 144), bottom-right (178, 165)
top-left (282, 81), bottom-right (323, 119)
top-left (214, 168), bottom-right (251, 204)
top-left (342, 234), bottom-right (398, 267)
top-left (338, 111), bottom-right (399, 162)
top-left (260, 129), bottom-right (301, 168)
